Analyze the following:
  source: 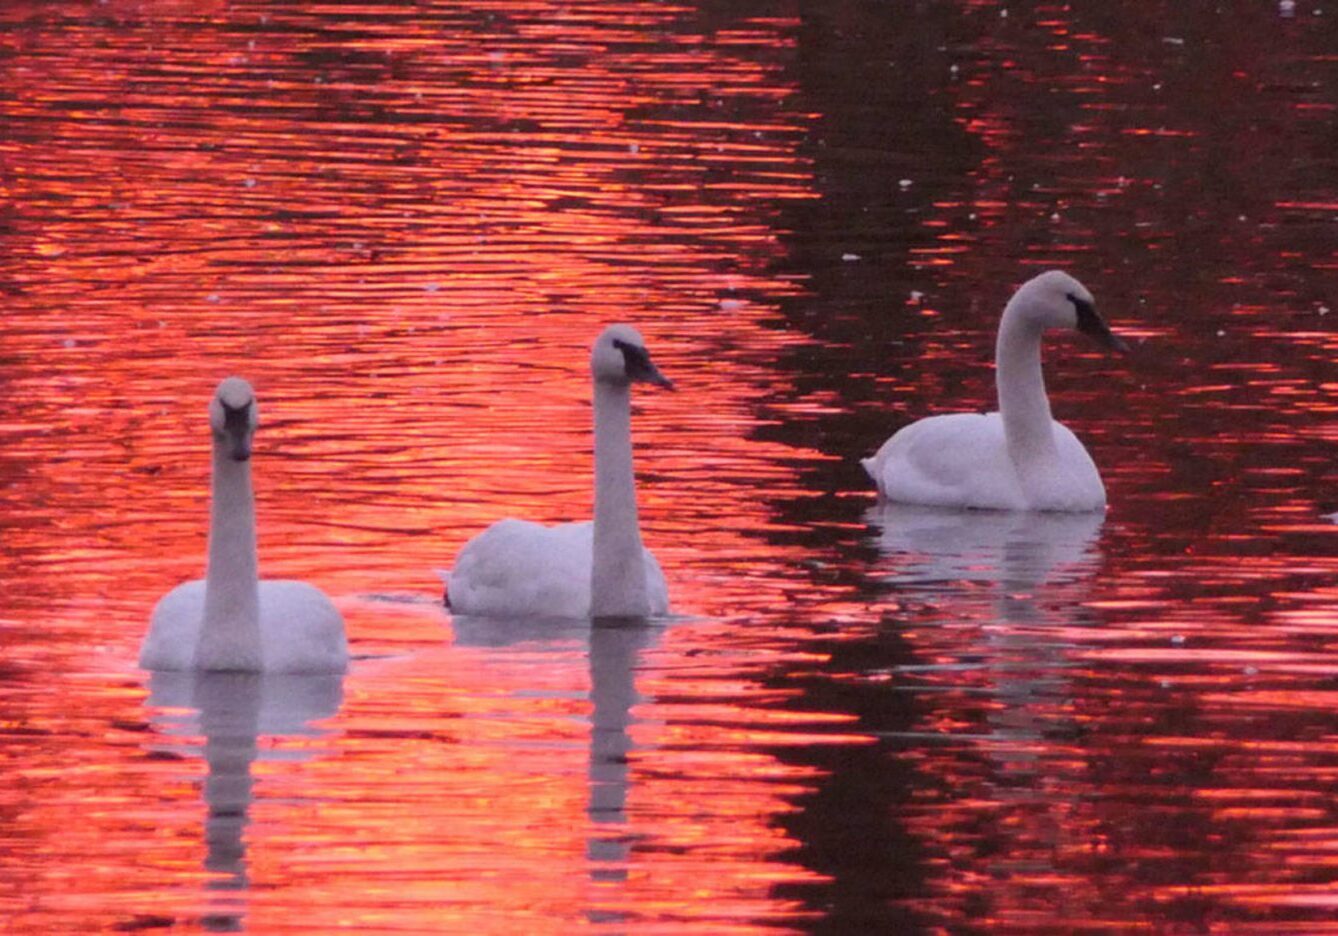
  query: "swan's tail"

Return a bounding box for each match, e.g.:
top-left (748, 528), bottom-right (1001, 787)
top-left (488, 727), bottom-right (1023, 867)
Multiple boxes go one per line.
top-left (860, 454), bottom-right (888, 497)
top-left (433, 568), bottom-right (452, 607)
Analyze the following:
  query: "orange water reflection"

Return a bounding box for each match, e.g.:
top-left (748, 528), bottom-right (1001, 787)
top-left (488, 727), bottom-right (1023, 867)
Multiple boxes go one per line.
top-left (0, 2), bottom-right (845, 932)
top-left (3, 1), bottom-right (1338, 934)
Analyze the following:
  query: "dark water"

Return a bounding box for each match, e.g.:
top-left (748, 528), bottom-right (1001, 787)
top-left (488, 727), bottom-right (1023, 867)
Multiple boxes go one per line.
top-left (1, 2), bottom-right (1335, 932)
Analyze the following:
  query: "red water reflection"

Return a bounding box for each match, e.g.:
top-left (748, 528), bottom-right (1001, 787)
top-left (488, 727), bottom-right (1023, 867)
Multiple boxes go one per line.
top-left (786, 3), bottom-right (1338, 932)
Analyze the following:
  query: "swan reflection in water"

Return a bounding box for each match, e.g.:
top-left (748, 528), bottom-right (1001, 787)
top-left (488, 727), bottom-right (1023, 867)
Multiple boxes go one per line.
top-left (868, 502), bottom-right (1104, 594)
top-left (867, 502), bottom-right (1105, 763)
top-left (451, 614), bottom-right (660, 916)
top-left (868, 504), bottom-right (1105, 919)
top-left (144, 671), bottom-right (345, 931)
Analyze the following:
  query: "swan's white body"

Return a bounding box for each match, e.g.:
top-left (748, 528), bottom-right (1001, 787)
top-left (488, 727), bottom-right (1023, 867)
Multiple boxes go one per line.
top-left (448, 519), bottom-right (668, 619)
top-left (864, 270), bottom-right (1125, 512)
top-left (144, 580), bottom-right (347, 673)
top-left (447, 324), bottom-right (672, 620)
top-left (865, 412), bottom-right (1103, 512)
top-left (139, 378), bottom-right (348, 674)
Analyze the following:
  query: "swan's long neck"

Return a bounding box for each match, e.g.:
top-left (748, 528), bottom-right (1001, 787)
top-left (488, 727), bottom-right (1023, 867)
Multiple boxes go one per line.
top-left (996, 301), bottom-right (1058, 464)
top-left (196, 446), bottom-right (262, 670)
top-left (591, 379), bottom-right (649, 618)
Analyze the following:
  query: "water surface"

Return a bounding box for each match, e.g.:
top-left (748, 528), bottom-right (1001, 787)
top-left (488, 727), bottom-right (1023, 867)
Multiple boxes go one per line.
top-left (1, 2), bottom-right (1336, 933)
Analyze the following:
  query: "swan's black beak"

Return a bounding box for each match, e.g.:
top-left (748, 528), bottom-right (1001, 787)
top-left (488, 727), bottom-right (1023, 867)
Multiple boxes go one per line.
top-left (222, 400), bottom-right (255, 461)
top-left (642, 364), bottom-right (674, 391)
top-left (1072, 296), bottom-right (1130, 354)
top-left (1085, 320), bottom-right (1130, 354)
top-left (230, 441), bottom-right (252, 462)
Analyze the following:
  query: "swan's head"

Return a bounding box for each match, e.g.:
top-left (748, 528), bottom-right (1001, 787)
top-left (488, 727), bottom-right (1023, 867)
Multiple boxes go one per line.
top-left (1011, 270), bottom-right (1129, 353)
top-left (209, 377), bottom-right (258, 462)
top-left (591, 324), bottom-right (674, 390)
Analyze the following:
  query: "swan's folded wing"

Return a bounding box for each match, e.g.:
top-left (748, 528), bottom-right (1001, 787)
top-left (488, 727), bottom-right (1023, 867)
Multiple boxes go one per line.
top-left (865, 413), bottom-right (1024, 509)
top-left (140, 580), bottom-right (207, 670)
top-left (447, 518), bottom-right (595, 618)
top-left (642, 547), bottom-right (670, 616)
top-left (259, 581), bottom-right (349, 673)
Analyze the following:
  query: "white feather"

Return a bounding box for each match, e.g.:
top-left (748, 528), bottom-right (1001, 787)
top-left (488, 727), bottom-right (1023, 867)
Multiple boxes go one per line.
top-left (447, 519), bottom-right (668, 619)
top-left (142, 579), bottom-right (347, 673)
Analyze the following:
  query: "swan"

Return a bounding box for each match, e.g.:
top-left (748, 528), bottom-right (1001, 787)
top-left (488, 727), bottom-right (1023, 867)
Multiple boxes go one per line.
top-left (446, 324), bottom-right (673, 620)
top-left (139, 378), bottom-right (348, 673)
top-left (862, 270), bottom-right (1127, 512)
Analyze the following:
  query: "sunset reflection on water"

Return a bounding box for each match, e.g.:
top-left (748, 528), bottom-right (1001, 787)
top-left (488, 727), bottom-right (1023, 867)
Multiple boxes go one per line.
top-left (2, 1), bottom-right (1337, 933)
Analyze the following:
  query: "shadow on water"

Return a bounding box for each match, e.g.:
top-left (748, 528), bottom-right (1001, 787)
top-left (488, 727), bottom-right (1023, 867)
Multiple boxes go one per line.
top-left (450, 615), bottom-right (660, 925)
top-left (145, 671), bottom-right (345, 931)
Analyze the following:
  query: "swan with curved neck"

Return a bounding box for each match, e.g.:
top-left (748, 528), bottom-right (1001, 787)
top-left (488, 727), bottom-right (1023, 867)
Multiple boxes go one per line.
top-left (139, 378), bottom-right (348, 673)
top-left (447, 324), bottom-right (673, 620)
top-left (863, 270), bottom-right (1127, 512)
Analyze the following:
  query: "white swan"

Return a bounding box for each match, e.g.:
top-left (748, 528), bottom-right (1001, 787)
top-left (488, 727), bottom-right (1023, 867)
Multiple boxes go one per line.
top-left (139, 378), bottom-right (348, 673)
top-left (446, 325), bottom-right (673, 619)
top-left (863, 270), bottom-right (1127, 512)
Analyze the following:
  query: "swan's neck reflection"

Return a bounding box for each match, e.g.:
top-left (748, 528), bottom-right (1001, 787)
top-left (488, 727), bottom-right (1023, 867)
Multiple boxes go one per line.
top-left (146, 670), bottom-right (344, 931)
top-left (450, 615), bottom-right (659, 916)
top-left (587, 623), bottom-right (652, 880)
top-left (195, 674), bottom-right (261, 905)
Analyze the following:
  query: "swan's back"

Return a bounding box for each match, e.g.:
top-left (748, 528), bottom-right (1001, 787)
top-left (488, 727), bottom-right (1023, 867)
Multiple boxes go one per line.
top-left (448, 518), bottom-right (668, 618)
top-left (141, 579), bottom-right (347, 673)
top-left (863, 412), bottom-right (1105, 511)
